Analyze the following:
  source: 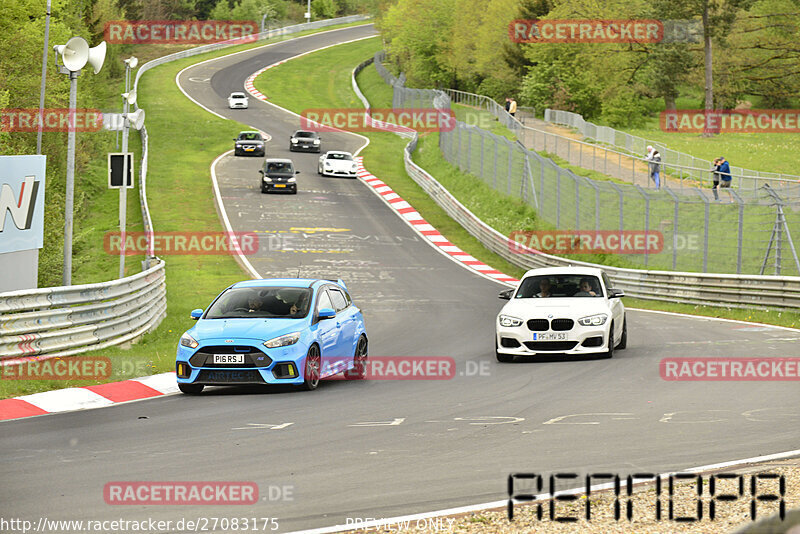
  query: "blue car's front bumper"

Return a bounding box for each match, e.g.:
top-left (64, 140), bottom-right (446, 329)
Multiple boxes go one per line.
top-left (176, 340), bottom-right (309, 386)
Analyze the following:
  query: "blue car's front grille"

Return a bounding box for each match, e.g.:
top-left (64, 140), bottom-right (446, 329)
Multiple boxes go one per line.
top-left (196, 369), bottom-right (265, 384)
top-left (190, 346), bottom-right (272, 368)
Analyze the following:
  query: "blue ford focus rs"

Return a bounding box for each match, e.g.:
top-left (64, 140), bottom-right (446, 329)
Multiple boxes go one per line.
top-left (175, 279), bottom-right (368, 394)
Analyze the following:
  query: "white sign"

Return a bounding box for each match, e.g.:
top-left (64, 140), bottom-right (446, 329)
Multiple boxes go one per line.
top-left (0, 155), bottom-right (46, 254)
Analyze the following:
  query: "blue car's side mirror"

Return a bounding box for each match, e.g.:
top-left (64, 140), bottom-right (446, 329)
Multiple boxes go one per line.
top-left (318, 308), bottom-right (336, 320)
top-left (190, 309), bottom-right (204, 320)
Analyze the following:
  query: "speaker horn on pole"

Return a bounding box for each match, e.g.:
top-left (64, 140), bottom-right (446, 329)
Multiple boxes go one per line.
top-left (87, 41), bottom-right (107, 74)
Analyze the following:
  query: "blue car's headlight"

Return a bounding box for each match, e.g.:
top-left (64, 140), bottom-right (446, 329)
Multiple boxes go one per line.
top-left (264, 332), bottom-right (301, 348)
top-left (180, 332), bottom-right (199, 349)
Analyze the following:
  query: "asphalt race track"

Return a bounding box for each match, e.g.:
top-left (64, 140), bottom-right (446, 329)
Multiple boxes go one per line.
top-left (2, 24), bottom-right (800, 533)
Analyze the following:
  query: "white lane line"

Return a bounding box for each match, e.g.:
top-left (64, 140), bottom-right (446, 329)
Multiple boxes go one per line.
top-left (210, 150), bottom-right (261, 279)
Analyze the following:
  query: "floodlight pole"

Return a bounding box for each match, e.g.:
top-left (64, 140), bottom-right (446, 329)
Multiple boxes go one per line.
top-left (36, 0), bottom-right (52, 155)
top-left (62, 69), bottom-right (79, 285)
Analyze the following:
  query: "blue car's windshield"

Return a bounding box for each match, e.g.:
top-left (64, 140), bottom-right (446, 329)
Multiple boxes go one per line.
top-left (205, 287), bottom-right (312, 319)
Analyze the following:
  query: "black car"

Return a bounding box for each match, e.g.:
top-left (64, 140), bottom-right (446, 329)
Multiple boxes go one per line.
top-left (289, 130), bottom-right (321, 152)
top-left (259, 158), bottom-right (299, 194)
top-left (234, 131), bottom-right (265, 157)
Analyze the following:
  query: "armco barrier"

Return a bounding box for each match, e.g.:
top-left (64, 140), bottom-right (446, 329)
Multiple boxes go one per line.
top-left (354, 54), bottom-right (800, 311)
top-left (0, 261), bottom-right (166, 360)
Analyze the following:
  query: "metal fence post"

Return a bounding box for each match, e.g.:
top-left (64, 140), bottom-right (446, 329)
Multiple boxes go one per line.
top-left (480, 130), bottom-right (485, 178)
top-left (733, 189), bottom-right (744, 274)
top-left (608, 182), bottom-right (624, 234)
top-left (575, 174), bottom-right (580, 228)
top-left (664, 188), bottom-right (680, 270)
top-left (466, 127), bottom-right (472, 173)
top-left (694, 187), bottom-right (710, 272)
top-left (493, 136), bottom-right (498, 189)
top-left (635, 185), bottom-right (650, 267)
top-left (507, 140), bottom-right (513, 196)
top-left (556, 167), bottom-right (561, 228)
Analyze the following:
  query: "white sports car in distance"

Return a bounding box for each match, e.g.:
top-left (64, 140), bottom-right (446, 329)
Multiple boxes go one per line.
top-left (495, 267), bottom-right (626, 362)
top-left (318, 151), bottom-right (358, 178)
top-left (228, 92), bottom-right (249, 109)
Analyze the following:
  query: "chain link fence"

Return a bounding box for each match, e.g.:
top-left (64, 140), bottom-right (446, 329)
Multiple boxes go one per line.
top-left (545, 108), bottom-right (800, 196)
top-left (373, 52), bottom-right (800, 276)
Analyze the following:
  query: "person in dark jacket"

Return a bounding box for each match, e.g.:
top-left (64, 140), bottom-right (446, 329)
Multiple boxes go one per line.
top-left (717, 156), bottom-right (733, 202)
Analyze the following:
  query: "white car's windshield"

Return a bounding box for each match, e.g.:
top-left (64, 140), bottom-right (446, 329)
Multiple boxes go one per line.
top-left (327, 153), bottom-right (353, 161)
top-left (515, 274), bottom-right (603, 298)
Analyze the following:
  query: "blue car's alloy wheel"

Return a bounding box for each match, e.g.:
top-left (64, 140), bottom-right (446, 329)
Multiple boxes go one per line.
top-left (345, 335), bottom-right (368, 380)
top-left (302, 345), bottom-right (321, 391)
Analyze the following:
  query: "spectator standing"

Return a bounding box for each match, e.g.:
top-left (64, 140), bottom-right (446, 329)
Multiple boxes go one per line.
top-left (645, 145), bottom-right (661, 189)
top-left (711, 158), bottom-right (721, 200)
top-left (508, 98), bottom-right (517, 117)
top-left (504, 98), bottom-right (511, 112)
top-left (717, 156), bottom-right (733, 202)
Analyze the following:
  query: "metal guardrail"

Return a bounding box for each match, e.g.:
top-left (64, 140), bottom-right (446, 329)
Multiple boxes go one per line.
top-left (356, 54), bottom-right (800, 311)
top-left (0, 261), bottom-right (166, 360)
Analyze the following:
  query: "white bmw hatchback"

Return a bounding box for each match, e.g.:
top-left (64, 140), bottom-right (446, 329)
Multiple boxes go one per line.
top-left (495, 267), bottom-right (627, 362)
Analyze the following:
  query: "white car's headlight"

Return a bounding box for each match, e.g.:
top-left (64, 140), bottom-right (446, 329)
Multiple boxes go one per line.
top-left (180, 332), bottom-right (199, 349)
top-left (578, 314), bottom-right (608, 326)
top-left (313, 139), bottom-right (320, 144)
top-left (499, 314), bottom-right (523, 327)
top-left (351, 163), bottom-right (358, 170)
top-left (324, 161), bottom-right (332, 166)
top-left (264, 332), bottom-right (301, 348)
top-left (290, 137), bottom-right (297, 143)
top-left (288, 177), bottom-right (296, 183)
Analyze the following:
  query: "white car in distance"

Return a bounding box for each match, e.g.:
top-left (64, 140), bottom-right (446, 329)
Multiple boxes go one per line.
top-left (318, 151), bottom-right (358, 178)
top-left (495, 267), bottom-right (627, 362)
top-left (228, 92), bottom-right (249, 109)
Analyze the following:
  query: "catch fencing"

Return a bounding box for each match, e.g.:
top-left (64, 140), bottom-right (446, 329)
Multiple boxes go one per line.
top-left (544, 108), bottom-right (800, 194)
top-left (373, 52), bottom-right (800, 278)
top-left (360, 52), bottom-right (800, 309)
